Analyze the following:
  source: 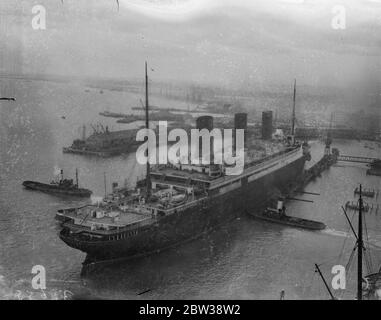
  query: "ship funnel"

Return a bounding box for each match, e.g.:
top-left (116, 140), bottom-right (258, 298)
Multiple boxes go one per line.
top-left (234, 113), bottom-right (247, 130)
top-left (196, 115), bottom-right (213, 131)
top-left (234, 113), bottom-right (247, 150)
top-left (82, 125), bottom-right (86, 141)
top-left (196, 115), bottom-right (214, 163)
top-left (277, 199), bottom-right (284, 212)
top-left (262, 111), bottom-right (273, 140)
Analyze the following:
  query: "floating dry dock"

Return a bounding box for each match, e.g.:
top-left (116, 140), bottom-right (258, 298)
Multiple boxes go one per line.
top-left (63, 128), bottom-right (140, 157)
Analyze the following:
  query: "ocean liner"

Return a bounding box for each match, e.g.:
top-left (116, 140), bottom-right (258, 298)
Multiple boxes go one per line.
top-left (57, 67), bottom-right (310, 264)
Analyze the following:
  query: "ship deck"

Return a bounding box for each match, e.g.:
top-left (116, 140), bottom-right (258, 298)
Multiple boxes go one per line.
top-left (57, 204), bottom-right (153, 231)
top-left (152, 166), bottom-right (214, 182)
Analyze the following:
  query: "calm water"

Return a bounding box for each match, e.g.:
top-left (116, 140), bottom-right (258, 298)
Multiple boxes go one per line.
top-left (0, 79), bottom-right (380, 300)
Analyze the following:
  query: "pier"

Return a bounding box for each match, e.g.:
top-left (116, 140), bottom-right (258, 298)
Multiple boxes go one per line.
top-left (337, 155), bottom-right (380, 164)
top-left (294, 127), bottom-right (379, 141)
top-left (336, 155), bottom-right (381, 176)
top-left (354, 187), bottom-right (377, 199)
top-left (345, 201), bottom-right (370, 213)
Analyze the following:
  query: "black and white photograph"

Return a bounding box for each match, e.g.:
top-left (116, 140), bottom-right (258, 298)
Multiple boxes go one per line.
top-left (0, 0), bottom-right (380, 305)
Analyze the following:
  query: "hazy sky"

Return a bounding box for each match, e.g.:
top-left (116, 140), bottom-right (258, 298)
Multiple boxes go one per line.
top-left (0, 0), bottom-right (380, 89)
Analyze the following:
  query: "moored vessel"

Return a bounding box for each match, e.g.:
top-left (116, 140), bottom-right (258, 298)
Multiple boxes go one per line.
top-left (63, 126), bottom-right (141, 157)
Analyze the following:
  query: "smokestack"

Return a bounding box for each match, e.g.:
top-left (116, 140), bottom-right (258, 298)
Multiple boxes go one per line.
top-left (82, 125), bottom-right (86, 140)
top-left (234, 113), bottom-right (247, 150)
top-left (262, 111), bottom-right (273, 140)
top-left (196, 116), bottom-right (214, 163)
top-left (196, 115), bottom-right (213, 131)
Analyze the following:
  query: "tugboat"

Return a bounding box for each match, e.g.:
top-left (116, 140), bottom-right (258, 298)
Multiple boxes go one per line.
top-left (23, 169), bottom-right (92, 197)
top-left (249, 199), bottom-right (326, 231)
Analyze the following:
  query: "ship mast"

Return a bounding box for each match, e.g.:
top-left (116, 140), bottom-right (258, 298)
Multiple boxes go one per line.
top-left (103, 172), bottom-right (107, 198)
top-left (325, 113), bottom-right (333, 155)
top-left (291, 79), bottom-right (296, 137)
top-left (145, 61), bottom-right (151, 199)
top-left (342, 188), bottom-right (367, 300)
top-left (357, 184), bottom-right (363, 300)
top-left (315, 263), bottom-right (335, 300)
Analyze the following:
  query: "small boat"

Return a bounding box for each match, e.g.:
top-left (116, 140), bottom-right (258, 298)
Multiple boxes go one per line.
top-left (22, 169), bottom-right (92, 198)
top-left (169, 193), bottom-right (187, 205)
top-left (249, 201), bottom-right (326, 231)
top-left (99, 111), bottom-right (128, 118)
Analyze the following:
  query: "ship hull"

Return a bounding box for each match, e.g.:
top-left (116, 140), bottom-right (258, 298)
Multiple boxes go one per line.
top-left (62, 146), bottom-right (139, 157)
top-left (249, 212), bottom-right (326, 230)
top-left (23, 181), bottom-right (92, 197)
top-left (59, 154), bottom-right (306, 263)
